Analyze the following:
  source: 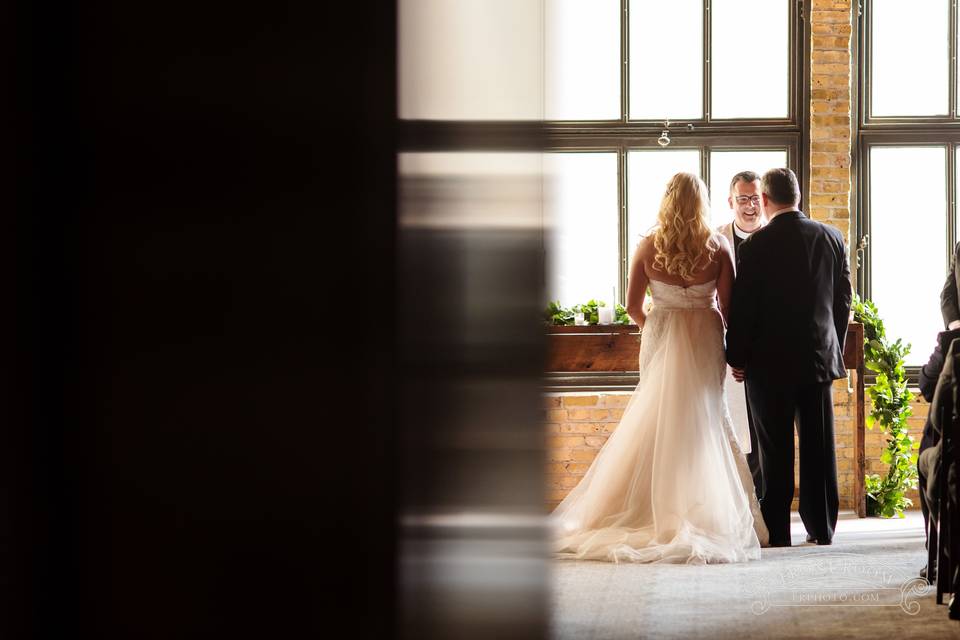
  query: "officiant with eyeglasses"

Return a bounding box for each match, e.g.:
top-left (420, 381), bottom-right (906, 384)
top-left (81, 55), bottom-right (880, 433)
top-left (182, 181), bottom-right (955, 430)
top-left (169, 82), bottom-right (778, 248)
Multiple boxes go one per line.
top-left (717, 170), bottom-right (767, 499)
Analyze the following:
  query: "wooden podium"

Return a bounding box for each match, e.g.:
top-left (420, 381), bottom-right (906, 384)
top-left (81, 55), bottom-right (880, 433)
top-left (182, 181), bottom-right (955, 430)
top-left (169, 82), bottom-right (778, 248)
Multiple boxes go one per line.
top-left (547, 322), bottom-right (868, 517)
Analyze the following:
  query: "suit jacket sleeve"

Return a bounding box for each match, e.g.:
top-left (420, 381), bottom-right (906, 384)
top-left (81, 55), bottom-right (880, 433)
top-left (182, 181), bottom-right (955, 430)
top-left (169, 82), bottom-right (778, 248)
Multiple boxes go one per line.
top-left (919, 343), bottom-right (945, 403)
top-left (725, 239), bottom-right (759, 368)
top-left (941, 241), bottom-right (960, 328)
top-left (833, 231), bottom-right (852, 352)
top-left (929, 349), bottom-right (956, 441)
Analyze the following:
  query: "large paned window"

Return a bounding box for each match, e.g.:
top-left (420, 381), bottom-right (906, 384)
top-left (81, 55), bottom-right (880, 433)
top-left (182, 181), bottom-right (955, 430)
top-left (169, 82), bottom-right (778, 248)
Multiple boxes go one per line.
top-left (546, 0), bottom-right (806, 311)
top-left (859, 0), bottom-right (960, 365)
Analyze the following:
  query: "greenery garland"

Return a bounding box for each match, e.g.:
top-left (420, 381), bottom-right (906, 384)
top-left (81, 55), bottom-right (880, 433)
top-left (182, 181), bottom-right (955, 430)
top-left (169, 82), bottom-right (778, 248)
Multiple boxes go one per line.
top-left (851, 294), bottom-right (919, 518)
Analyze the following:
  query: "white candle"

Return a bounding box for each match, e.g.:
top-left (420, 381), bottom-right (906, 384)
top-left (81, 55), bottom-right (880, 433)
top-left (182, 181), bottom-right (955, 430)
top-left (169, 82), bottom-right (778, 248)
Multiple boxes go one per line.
top-left (598, 304), bottom-right (613, 325)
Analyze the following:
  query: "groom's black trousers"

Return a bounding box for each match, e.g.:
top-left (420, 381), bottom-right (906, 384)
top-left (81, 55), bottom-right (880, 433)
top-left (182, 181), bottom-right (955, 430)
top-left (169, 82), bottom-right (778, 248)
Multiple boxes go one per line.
top-left (745, 378), bottom-right (839, 545)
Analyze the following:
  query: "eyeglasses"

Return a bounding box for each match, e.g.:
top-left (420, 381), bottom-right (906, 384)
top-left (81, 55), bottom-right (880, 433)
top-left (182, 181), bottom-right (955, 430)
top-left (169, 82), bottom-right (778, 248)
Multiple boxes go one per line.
top-left (734, 195), bottom-right (761, 205)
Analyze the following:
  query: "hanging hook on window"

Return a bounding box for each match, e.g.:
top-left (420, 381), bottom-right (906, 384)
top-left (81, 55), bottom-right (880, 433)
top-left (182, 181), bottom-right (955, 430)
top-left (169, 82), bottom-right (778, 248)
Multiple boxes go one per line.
top-left (855, 234), bottom-right (869, 269)
top-left (657, 120), bottom-right (671, 147)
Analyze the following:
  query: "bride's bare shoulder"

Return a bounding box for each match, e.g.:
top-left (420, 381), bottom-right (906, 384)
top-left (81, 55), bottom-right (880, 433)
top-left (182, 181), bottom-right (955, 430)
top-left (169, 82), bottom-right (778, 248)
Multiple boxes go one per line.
top-left (633, 233), bottom-right (656, 258)
top-left (711, 231), bottom-right (733, 255)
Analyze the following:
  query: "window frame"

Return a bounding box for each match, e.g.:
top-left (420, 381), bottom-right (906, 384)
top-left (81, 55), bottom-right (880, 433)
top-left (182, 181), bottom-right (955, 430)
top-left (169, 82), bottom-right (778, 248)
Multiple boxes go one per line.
top-left (856, 0), bottom-right (959, 377)
top-left (547, 0), bottom-right (804, 129)
top-left (542, 0), bottom-right (808, 388)
top-left (547, 0), bottom-right (809, 309)
top-left (859, 0), bottom-right (959, 126)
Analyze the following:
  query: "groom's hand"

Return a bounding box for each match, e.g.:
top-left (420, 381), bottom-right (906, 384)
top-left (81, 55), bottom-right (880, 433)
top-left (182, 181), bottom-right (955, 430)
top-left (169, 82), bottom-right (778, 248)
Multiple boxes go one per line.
top-left (730, 366), bottom-right (745, 382)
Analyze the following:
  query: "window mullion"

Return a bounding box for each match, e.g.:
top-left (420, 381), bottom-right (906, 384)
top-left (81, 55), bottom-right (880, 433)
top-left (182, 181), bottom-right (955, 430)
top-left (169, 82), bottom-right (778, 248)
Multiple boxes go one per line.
top-left (951, 0), bottom-right (957, 120)
top-left (703, 0), bottom-right (712, 122)
top-left (701, 147), bottom-right (710, 201)
top-left (949, 142), bottom-right (957, 262)
top-left (618, 147), bottom-right (628, 306)
top-left (621, 0), bottom-right (629, 123)
top-left (858, 0), bottom-right (873, 124)
top-left (792, 0), bottom-right (801, 123)
top-left (861, 138), bottom-right (872, 301)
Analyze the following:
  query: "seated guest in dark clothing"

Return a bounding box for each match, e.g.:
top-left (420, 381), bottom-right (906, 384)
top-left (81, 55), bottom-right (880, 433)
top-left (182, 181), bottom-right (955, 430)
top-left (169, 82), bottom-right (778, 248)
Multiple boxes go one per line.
top-left (942, 241), bottom-right (960, 331)
top-left (918, 329), bottom-right (960, 582)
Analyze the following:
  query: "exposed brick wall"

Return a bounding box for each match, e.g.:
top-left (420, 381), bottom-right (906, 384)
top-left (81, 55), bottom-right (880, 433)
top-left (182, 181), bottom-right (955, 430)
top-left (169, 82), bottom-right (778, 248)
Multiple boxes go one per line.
top-left (545, 382), bottom-right (926, 513)
top-left (808, 0), bottom-right (853, 243)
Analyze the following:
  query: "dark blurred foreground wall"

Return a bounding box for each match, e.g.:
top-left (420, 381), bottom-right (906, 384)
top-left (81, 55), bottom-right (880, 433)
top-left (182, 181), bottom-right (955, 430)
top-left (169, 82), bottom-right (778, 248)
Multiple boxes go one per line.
top-left (398, 2), bottom-right (548, 639)
top-left (4, 2), bottom-right (396, 638)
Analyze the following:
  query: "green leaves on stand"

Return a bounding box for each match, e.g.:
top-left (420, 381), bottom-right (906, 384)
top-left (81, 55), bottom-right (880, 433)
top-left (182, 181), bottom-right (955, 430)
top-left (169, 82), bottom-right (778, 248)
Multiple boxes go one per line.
top-left (545, 300), bottom-right (575, 326)
top-left (852, 295), bottom-right (918, 518)
top-left (543, 300), bottom-right (630, 326)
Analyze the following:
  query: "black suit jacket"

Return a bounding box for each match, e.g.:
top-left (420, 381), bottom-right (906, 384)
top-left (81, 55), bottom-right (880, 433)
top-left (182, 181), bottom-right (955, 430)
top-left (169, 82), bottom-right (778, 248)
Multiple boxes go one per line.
top-left (918, 329), bottom-right (960, 452)
top-left (919, 337), bottom-right (960, 515)
top-left (726, 211), bottom-right (852, 384)
top-left (941, 241), bottom-right (960, 328)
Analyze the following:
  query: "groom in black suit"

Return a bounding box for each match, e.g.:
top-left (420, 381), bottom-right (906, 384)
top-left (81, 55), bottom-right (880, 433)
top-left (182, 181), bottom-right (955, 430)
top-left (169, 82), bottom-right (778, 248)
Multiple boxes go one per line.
top-left (725, 168), bottom-right (852, 547)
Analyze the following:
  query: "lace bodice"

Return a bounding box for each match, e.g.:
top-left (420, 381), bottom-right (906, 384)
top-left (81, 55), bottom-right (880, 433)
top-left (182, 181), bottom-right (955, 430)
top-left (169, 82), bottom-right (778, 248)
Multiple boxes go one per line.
top-left (641, 279), bottom-right (722, 381)
top-left (648, 279), bottom-right (717, 310)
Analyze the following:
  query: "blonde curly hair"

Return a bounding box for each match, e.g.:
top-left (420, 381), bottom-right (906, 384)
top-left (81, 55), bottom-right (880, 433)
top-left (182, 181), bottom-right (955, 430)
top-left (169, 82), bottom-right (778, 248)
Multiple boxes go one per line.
top-left (652, 172), bottom-right (716, 280)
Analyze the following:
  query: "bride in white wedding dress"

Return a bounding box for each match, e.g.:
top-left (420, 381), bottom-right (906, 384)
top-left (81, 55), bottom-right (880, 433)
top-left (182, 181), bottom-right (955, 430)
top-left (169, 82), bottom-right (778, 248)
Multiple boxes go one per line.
top-left (550, 172), bottom-right (769, 564)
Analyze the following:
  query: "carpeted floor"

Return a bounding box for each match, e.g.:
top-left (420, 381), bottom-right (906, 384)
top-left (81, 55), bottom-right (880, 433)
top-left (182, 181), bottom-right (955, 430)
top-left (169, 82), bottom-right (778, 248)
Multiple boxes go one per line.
top-left (551, 511), bottom-right (960, 639)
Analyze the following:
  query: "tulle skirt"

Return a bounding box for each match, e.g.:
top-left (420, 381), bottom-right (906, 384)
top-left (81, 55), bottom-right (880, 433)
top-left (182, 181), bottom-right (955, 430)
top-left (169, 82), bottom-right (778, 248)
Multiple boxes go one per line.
top-left (549, 306), bottom-right (766, 564)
